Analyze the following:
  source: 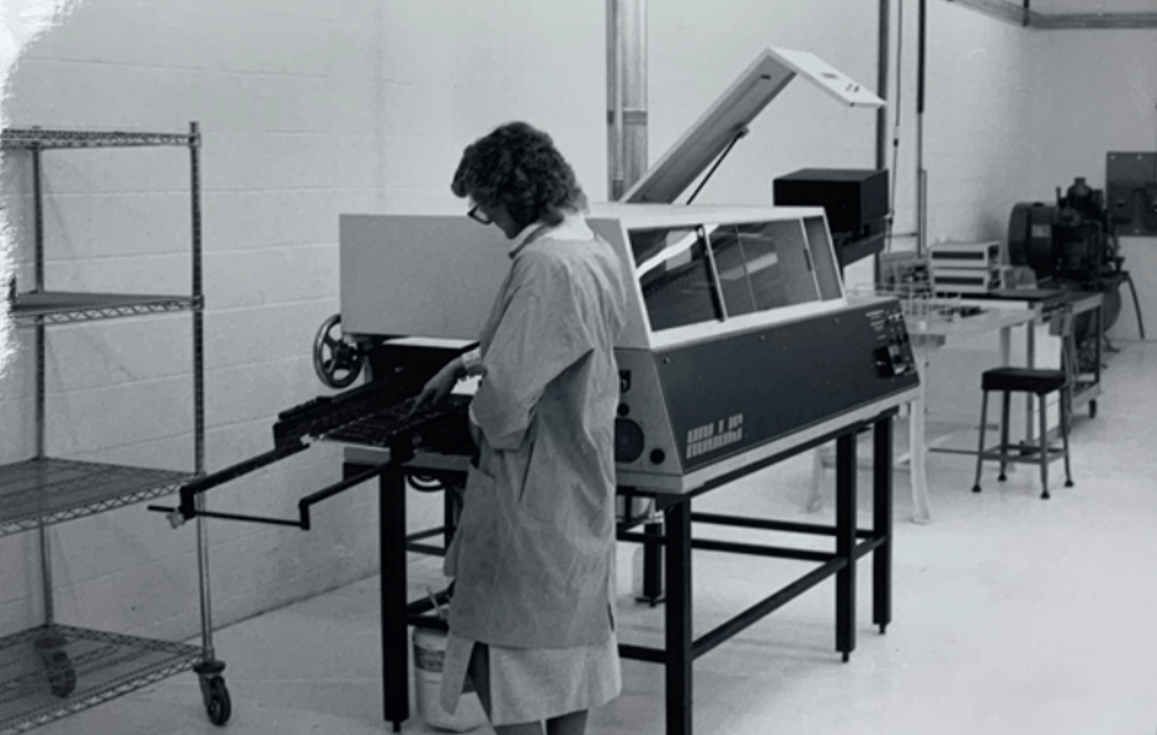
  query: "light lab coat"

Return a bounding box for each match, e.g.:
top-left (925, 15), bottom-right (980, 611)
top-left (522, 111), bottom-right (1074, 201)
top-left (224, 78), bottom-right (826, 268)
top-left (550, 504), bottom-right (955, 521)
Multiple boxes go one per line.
top-left (444, 217), bottom-right (628, 650)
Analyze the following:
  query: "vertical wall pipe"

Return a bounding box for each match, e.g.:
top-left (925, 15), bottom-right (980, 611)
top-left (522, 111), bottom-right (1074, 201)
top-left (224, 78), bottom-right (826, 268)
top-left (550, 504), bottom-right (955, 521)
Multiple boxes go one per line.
top-left (606, 0), bottom-right (622, 200)
top-left (917, 0), bottom-right (928, 255)
top-left (876, 0), bottom-right (891, 172)
top-left (607, 0), bottom-right (648, 201)
top-left (875, 0), bottom-right (890, 281)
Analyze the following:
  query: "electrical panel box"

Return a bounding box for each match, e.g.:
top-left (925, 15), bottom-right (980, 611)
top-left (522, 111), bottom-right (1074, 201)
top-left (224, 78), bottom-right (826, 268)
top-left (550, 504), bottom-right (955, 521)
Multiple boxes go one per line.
top-left (1106, 152), bottom-right (1157, 236)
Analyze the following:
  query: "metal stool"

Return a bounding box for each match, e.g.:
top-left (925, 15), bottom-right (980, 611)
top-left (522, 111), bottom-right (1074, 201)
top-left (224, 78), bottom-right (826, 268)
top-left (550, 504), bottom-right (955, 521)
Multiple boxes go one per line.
top-left (971, 306), bottom-right (1075, 499)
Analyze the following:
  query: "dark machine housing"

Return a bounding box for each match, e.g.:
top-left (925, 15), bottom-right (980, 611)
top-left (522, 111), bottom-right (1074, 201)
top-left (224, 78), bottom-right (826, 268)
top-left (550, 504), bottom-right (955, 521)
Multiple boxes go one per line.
top-left (773, 168), bottom-right (889, 268)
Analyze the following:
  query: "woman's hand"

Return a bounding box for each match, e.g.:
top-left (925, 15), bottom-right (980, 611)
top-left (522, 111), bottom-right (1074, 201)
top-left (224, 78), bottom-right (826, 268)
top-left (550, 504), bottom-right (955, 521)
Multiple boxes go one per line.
top-left (410, 357), bottom-right (462, 415)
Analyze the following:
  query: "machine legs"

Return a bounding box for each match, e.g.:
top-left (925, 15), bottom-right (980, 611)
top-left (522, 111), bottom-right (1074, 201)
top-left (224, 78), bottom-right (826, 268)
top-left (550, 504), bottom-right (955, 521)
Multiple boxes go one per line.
top-left (379, 466), bottom-right (408, 732)
top-left (873, 417), bottom-right (893, 634)
top-left (663, 501), bottom-right (693, 735)
top-left (372, 416), bottom-right (897, 735)
top-left (834, 432), bottom-right (856, 662)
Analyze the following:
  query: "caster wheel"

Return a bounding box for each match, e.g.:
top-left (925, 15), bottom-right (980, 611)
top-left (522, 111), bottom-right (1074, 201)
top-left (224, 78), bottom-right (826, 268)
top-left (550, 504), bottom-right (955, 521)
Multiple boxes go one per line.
top-left (1040, 491), bottom-right (1051, 500)
top-left (998, 474), bottom-right (1007, 482)
top-left (1089, 400), bottom-right (1097, 418)
top-left (1065, 480), bottom-right (1074, 488)
top-left (45, 650), bottom-right (77, 698)
top-left (204, 676), bottom-right (231, 726)
top-left (35, 636), bottom-right (76, 699)
top-left (971, 484), bottom-right (982, 493)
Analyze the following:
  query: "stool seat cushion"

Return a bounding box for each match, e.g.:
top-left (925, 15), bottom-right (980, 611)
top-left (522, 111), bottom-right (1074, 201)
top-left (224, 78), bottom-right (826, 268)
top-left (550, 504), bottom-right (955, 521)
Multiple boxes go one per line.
top-left (981, 367), bottom-right (1066, 394)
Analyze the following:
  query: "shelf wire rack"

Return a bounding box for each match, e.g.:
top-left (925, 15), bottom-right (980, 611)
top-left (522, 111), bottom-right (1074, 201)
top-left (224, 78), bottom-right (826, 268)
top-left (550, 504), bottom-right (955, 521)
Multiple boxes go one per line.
top-left (0, 624), bottom-right (202, 735)
top-left (0, 458), bottom-right (191, 537)
top-left (9, 292), bottom-right (200, 326)
top-left (0, 128), bottom-right (195, 150)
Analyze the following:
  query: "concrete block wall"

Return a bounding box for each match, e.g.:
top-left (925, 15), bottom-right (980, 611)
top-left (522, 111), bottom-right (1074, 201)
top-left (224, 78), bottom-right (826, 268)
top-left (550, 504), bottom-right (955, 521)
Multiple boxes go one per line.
top-left (378, 2), bottom-right (606, 214)
top-left (923, 0), bottom-right (1042, 245)
top-left (3, 0), bottom-right (1131, 647)
top-left (0, 0), bottom-right (389, 641)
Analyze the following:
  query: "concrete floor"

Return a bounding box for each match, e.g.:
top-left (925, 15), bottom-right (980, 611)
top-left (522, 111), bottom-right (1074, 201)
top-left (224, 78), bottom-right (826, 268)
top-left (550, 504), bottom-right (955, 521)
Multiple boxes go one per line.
top-left (32, 340), bottom-right (1157, 735)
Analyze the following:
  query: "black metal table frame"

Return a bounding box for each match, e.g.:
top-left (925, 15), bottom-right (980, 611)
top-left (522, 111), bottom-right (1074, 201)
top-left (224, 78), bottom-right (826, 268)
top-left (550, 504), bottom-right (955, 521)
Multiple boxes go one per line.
top-left (360, 408), bottom-right (896, 735)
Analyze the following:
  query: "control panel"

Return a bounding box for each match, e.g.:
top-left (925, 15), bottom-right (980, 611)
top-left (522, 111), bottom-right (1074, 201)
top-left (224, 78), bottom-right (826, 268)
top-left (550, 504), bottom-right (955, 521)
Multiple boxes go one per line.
top-left (870, 307), bottom-right (917, 378)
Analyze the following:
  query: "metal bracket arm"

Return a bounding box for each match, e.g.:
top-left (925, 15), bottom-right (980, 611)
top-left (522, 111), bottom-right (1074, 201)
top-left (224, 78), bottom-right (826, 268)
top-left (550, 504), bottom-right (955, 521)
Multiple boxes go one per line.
top-left (148, 456), bottom-right (394, 530)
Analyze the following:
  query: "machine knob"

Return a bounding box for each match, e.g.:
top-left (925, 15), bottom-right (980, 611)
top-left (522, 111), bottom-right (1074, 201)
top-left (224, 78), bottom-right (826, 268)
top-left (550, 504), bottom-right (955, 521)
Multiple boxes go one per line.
top-left (614, 418), bottom-right (645, 463)
top-left (312, 314), bottom-right (365, 389)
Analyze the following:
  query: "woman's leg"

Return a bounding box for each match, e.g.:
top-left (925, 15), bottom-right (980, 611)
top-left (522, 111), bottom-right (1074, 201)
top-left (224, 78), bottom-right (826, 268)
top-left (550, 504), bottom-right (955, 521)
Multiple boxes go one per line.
top-left (546, 709), bottom-right (588, 735)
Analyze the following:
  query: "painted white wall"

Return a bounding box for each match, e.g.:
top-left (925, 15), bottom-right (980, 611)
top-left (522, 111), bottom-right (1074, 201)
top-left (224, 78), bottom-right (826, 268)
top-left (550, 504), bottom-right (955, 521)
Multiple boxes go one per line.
top-left (647, 1), bottom-right (881, 207)
top-left (1027, 27), bottom-right (1157, 342)
top-left (5, 0), bottom-right (1138, 647)
top-left (924, 0), bottom-right (1043, 244)
top-left (0, 0), bottom-right (390, 640)
top-left (0, 1), bottom-right (896, 644)
top-left (379, 2), bottom-right (605, 214)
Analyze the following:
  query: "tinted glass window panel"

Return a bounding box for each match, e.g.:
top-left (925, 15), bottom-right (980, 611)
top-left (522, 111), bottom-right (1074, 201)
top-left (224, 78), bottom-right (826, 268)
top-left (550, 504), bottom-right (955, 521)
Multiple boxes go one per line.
top-left (707, 225), bottom-right (759, 317)
top-left (632, 227), bottom-right (724, 332)
top-left (737, 222), bottom-right (819, 310)
top-left (803, 216), bottom-right (843, 300)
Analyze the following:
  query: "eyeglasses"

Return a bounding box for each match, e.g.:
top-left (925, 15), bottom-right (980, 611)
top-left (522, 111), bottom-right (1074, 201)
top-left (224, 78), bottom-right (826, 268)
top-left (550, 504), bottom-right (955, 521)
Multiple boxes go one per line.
top-left (467, 204), bottom-right (493, 226)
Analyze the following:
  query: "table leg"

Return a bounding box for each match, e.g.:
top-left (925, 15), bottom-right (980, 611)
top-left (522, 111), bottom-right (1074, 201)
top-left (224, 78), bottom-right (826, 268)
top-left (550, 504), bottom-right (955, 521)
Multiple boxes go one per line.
top-left (1025, 315), bottom-right (1037, 444)
top-left (664, 500), bottom-right (693, 735)
top-left (873, 417), bottom-right (893, 634)
top-left (1093, 302), bottom-right (1103, 399)
top-left (835, 431), bottom-right (856, 662)
top-left (909, 352), bottom-right (931, 524)
top-left (381, 466), bottom-right (408, 732)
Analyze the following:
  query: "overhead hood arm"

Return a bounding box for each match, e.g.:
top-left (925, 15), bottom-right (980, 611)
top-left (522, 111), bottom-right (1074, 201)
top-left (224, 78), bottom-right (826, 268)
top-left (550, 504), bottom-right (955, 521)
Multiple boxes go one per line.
top-left (624, 46), bottom-right (885, 205)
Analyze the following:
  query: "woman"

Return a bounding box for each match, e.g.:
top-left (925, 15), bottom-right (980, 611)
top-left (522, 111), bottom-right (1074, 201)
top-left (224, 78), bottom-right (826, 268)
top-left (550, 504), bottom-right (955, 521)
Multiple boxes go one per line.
top-left (414, 121), bottom-right (628, 735)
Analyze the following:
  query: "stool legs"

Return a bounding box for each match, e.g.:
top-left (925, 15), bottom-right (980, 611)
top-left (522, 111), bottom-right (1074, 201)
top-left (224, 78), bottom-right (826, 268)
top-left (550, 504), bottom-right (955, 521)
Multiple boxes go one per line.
top-left (1060, 389), bottom-right (1074, 489)
top-left (998, 391), bottom-right (1012, 481)
top-left (972, 390), bottom-right (989, 493)
top-left (1038, 394), bottom-right (1050, 500)
top-left (975, 375), bottom-right (1075, 500)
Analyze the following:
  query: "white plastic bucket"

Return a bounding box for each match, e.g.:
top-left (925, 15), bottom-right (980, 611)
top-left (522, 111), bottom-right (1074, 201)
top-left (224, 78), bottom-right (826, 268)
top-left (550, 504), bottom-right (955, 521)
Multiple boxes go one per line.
top-left (413, 628), bottom-right (488, 732)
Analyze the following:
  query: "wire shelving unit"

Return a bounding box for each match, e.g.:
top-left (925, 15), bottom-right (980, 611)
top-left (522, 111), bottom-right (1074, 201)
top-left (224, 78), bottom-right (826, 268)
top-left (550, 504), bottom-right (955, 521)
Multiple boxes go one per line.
top-left (0, 123), bottom-right (228, 734)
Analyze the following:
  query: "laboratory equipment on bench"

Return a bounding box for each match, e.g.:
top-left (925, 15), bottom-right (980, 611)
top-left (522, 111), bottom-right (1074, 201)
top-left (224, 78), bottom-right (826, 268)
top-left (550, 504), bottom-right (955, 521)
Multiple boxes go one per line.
top-left (1008, 176), bottom-right (1145, 340)
top-left (928, 240), bottom-right (1004, 295)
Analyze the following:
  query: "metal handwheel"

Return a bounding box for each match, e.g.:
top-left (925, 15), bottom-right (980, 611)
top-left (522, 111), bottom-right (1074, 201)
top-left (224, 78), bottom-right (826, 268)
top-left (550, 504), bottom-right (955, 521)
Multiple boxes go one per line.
top-left (313, 313), bottom-right (365, 388)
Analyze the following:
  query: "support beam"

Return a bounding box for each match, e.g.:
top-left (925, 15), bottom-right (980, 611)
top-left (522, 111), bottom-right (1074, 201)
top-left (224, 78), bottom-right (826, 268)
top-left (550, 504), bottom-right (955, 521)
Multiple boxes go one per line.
top-left (946, 0), bottom-right (1157, 29)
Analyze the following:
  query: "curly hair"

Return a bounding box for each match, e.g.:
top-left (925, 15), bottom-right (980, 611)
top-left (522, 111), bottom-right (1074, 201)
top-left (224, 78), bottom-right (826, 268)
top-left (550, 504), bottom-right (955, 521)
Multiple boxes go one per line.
top-left (451, 121), bottom-right (587, 230)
